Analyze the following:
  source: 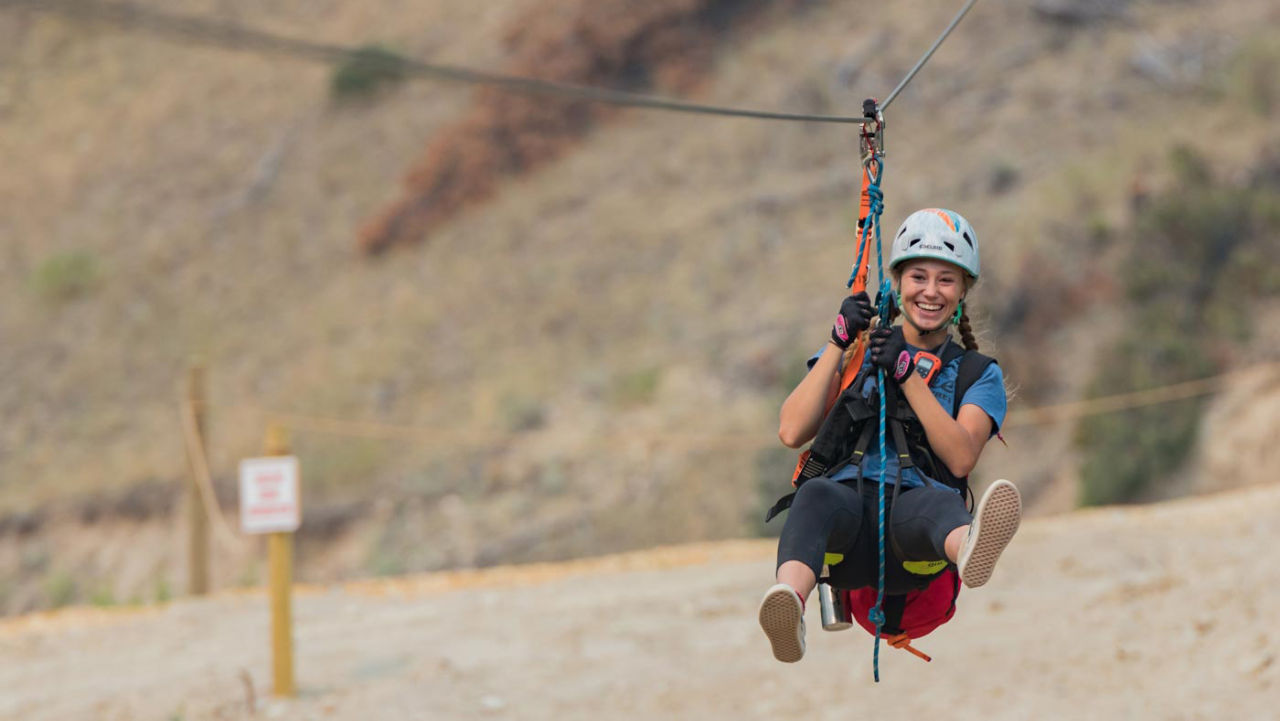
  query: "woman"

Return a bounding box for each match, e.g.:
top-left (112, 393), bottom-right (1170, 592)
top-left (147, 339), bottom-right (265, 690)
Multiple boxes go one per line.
top-left (759, 208), bottom-right (1021, 663)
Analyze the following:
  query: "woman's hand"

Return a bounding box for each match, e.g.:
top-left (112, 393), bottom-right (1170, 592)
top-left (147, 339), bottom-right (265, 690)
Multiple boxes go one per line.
top-left (831, 292), bottom-right (873, 349)
top-left (869, 325), bottom-right (914, 382)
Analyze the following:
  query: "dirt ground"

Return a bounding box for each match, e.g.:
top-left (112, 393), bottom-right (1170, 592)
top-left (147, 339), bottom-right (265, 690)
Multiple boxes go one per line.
top-left (1, 484), bottom-right (1277, 721)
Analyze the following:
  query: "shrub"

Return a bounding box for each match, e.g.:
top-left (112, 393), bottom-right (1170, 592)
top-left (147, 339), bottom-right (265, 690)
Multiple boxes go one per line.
top-left (1075, 146), bottom-right (1279, 506)
top-left (1225, 37), bottom-right (1280, 116)
top-left (45, 571), bottom-right (77, 608)
top-left (31, 250), bottom-right (99, 302)
top-left (988, 160), bottom-right (1021, 195)
top-left (296, 437), bottom-right (392, 495)
top-left (367, 549), bottom-right (406, 577)
top-left (499, 394), bottom-right (547, 432)
top-left (89, 586), bottom-right (117, 607)
top-left (608, 367), bottom-right (662, 408)
top-left (154, 577), bottom-right (172, 603)
top-left (751, 447), bottom-right (795, 537)
top-left (330, 45), bottom-right (408, 101)
top-left (1076, 335), bottom-right (1213, 506)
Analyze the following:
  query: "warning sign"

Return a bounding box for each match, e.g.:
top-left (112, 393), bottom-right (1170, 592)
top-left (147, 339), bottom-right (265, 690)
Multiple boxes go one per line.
top-left (239, 456), bottom-right (301, 534)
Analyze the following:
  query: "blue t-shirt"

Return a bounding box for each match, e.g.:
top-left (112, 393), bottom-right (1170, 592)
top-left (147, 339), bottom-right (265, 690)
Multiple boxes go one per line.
top-left (806, 337), bottom-right (1006, 490)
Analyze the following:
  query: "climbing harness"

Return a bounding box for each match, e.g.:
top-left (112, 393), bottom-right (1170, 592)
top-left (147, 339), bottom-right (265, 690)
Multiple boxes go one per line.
top-left (767, 342), bottom-right (995, 520)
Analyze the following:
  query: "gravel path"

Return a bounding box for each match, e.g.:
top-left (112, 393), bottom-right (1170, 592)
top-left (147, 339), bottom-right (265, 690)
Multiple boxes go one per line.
top-left (2, 486), bottom-right (1277, 720)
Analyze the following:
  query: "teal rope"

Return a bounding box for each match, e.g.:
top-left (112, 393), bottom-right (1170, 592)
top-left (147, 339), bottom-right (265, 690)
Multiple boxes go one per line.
top-left (845, 164), bottom-right (882, 290)
top-left (871, 370), bottom-right (888, 682)
top-left (850, 156), bottom-right (890, 683)
top-left (874, 214), bottom-right (894, 680)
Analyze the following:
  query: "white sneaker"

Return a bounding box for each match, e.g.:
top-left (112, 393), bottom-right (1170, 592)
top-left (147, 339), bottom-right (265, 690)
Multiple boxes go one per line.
top-left (958, 479), bottom-right (1022, 588)
top-left (758, 583), bottom-right (806, 663)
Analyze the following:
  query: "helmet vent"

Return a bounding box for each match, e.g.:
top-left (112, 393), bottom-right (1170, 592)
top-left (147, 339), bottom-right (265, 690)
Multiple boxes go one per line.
top-left (962, 232), bottom-right (974, 249)
top-left (898, 226), bottom-right (908, 238)
top-left (908, 238), bottom-right (922, 247)
top-left (943, 241), bottom-right (955, 251)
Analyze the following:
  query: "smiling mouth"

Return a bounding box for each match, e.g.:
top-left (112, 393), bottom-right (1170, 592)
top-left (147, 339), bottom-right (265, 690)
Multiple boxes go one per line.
top-left (916, 302), bottom-right (944, 313)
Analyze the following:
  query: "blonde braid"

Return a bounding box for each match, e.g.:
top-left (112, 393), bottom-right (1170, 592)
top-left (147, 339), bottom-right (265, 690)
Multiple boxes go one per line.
top-left (957, 307), bottom-right (978, 351)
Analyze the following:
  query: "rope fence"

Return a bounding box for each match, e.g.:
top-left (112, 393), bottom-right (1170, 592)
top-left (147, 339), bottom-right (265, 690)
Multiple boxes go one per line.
top-left (204, 362), bottom-right (1278, 445)
top-left (169, 357), bottom-right (1277, 624)
top-left (1002, 363), bottom-right (1279, 428)
top-left (179, 397), bottom-right (247, 551)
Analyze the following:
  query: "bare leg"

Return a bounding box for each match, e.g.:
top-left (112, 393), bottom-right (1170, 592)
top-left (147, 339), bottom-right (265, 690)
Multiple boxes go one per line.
top-left (776, 560), bottom-right (817, 603)
top-left (954, 480), bottom-right (1022, 587)
top-left (945, 525), bottom-right (968, 563)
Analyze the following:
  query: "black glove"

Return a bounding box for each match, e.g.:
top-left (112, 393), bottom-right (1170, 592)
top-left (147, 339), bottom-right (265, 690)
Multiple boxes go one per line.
top-left (869, 325), bottom-right (914, 382)
top-left (830, 292), bottom-right (873, 349)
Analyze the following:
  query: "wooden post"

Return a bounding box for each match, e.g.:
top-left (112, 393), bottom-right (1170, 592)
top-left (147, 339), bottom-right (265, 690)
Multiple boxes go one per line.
top-left (264, 423), bottom-right (296, 698)
top-left (187, 363), bottom-right (210, 596)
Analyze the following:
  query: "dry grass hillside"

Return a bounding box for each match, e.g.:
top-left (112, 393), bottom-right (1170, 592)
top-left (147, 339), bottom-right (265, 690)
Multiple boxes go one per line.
top-left (0, 0), bottom-right (1278, 613)
top-left (358, 0), bottom-right (798, 253)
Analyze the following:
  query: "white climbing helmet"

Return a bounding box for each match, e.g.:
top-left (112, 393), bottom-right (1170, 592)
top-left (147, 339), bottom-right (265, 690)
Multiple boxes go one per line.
top-left (889, 208), bottom-right (980, 280)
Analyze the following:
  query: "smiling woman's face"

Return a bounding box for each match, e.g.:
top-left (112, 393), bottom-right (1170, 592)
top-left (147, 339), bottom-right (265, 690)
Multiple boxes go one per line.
top-left (896, 258), bottom-right (968, 337)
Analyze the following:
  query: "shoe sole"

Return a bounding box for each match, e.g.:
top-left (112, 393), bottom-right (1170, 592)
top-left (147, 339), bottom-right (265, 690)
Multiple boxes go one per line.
top-left (958, 480), bottom-right (1021, 588)
top-left (758, 584), bottom-right (805, 663)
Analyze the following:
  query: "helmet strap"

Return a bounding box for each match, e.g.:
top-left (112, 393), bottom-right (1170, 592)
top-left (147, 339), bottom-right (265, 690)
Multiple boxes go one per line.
top-left (951, 299), bottom-right (965, 327)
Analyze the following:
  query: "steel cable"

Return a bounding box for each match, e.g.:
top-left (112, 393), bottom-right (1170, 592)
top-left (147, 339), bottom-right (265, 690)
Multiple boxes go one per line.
top-left (881, 0), bottom-right (982, 111)
top-left (2, 0), bottom-right (873, 125)
top-left (6, 0), bottom-right (985, 123)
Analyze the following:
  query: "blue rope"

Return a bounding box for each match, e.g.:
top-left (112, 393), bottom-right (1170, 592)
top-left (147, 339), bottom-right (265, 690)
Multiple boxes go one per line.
top-left (849, 156), bottom-right (891, 683)
top-left (871, 367), bottom-right (888, 683)
top-left (846, 165), bottom-right (883, 290)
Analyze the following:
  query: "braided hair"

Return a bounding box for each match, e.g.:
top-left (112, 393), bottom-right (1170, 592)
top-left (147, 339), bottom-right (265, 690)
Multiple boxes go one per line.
top-left (956, 308), bottom-right (978, 351)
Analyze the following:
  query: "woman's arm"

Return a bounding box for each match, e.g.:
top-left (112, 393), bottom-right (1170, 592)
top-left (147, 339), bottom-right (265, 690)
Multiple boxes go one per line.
top-left (897, 374), bottom-right (993, 477)
top-left (777, 342), bottom-right (845, 448)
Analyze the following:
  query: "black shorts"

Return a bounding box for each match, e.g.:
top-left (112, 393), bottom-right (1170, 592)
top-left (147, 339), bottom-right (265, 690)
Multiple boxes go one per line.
top-left (775, 476), bottom-right (971, 594)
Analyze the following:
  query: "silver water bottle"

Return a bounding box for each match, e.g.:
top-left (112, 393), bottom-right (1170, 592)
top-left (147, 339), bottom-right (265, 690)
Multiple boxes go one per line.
top-left (817, 577), bottom-right (852, 631)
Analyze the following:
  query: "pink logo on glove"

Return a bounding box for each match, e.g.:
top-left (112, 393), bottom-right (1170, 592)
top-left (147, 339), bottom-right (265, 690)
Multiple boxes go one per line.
top-left (835, 316), bottom-right (849, 343)
top-left (894, 351), bottom-right (911, 381)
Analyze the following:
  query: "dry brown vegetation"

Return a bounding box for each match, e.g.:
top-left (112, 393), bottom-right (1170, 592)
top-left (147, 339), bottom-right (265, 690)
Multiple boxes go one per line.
top-left (358, 0), bottom-right (781, 254)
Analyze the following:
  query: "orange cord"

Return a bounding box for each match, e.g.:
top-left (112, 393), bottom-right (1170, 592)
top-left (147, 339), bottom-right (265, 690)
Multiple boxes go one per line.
top-left (885, 634), bottom-right (932, 662)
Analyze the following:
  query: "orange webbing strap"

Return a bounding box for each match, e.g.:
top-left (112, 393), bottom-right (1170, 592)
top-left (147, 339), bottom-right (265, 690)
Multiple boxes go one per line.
top-left (885, 634), bottom-right (933, 663)
top-left (790, 154), bottom-right (879, 487)
top-left (833, 157), bottom-right (880, 395)
top-left (850, 158), bottom-right (879, 296)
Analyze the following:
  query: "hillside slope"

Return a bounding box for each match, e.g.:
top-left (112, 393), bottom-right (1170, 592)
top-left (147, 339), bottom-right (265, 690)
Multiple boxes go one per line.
top-left (1, 0), bottom-right (1278, 611)
top-left (1, 484), bottom-right (1277, 720)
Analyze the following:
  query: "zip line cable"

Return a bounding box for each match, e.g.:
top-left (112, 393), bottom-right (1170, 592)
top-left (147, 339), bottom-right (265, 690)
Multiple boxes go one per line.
top-left (881, 0), bottom-right (980, 111)
top-left (5, 0), bottom-right (983, 125)
top-left (3, 0), bottom-right (870, 125)
top-left (4, 0), bottom-right (1259, 439)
